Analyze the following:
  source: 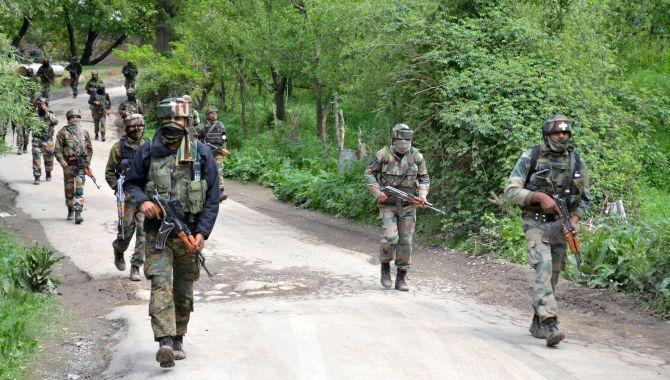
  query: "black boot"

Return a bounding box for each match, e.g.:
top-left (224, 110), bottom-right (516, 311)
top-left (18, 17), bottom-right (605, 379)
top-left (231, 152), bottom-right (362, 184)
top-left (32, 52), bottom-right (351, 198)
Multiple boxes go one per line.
top-left (542, 317), bottom-right (565, 347)
top-left (529, 314), bottom-right (545, 339)
top-left (395, 269), bottom-right (409, 291)
top-left (219, 193), bottom-right (228, 202)
top-left (74, 210), bottom-right (83, 224)
top-left (101, 134), bottom-right (106, 142)
top-left (173, 335), bottom-right (186, 360)
top-left (95, 133), bottom-right (99, 140)
top-left (380, 263), bottom-right (392, 289)
top-left (156, 337), bottom-right (175, 368)
top-left (45, 172), bottom-right (52, 181)
top-left (67, 208), bottom-right (74, 220)
top-left (114, 251), bottom-right (126, 271)
top-left (129, 265), bottom-right (141, 281)
top-left (33, 176), bottom-right (40, 185)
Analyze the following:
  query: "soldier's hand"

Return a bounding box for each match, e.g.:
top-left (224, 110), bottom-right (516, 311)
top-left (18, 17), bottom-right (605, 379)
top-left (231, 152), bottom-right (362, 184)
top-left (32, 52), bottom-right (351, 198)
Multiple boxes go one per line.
top-left (377, 192), bottom-right (389, 202)
top-left (85, 168), bottom-right (93, 177)
top-left (141, 201), bottom-right (162, 219)
top-left (59, 160), bottom-right (68, 168)
top-left (195, 233), bottom-right (205, 252)
top-left (532, 192), bottom-right (560, 215)
top-left (415, 195), bottom-right (429, 208)
top-left (221, 148), bottom-right (229, 156)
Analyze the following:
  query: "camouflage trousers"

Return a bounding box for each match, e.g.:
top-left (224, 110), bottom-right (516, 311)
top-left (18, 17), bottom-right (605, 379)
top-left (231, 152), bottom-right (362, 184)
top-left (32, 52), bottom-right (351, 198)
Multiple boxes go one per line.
top-left (144, 231), bottom-right (199, 340)
top-left (112, 197), bottom-right (146, 267)
top-left (91, 110), bottom-right (107, 136)
top-left (523, 217), bottom-right (567, 322)
top-left (15, 124), bottom-right (29, 151)
top-left (32, 139), bottom-right (54, 177)
top-left (62, 165), bottom-right (86, 211)
top-left (378, 205), bottom-right (416, 270)
top-left (124, 78), bottom-right (135, 90)
top-left (41, 83), bottom-right (51, 99)
top-left (214, 153), bottom-right (225, 192)
top-left (70, 77), bottom-right (79, 97)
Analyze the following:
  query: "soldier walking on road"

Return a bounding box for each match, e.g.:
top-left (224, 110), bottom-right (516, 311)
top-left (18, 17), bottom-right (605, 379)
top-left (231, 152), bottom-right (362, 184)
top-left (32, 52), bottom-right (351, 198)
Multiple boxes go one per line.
top-left (504, 114), bottom-right (590, 347)
top-left (54, 109), bottom-right (93, 224)
top-left (36, 57), bottom-right (54, 99)
top-left (122, 61), bottom-right (138, 90)
top-left (105, 114), bottom-right (147, 281)
top-left (31, 97), bottom-right (57, 185)
top-left (194, 106), bottom-right (228, 201)
top-left (364, 124), bottom-right (430, 292)
top-left (88, 85), bottom-right (111, 141)
top-left (123, 97), bottom-right (220, 368)
top-left (85, 72), bottom-right (103, 96)
top-left (65, 56), bottom-right (83, 98)
top-left (117, 88), bottom-right (144, 123)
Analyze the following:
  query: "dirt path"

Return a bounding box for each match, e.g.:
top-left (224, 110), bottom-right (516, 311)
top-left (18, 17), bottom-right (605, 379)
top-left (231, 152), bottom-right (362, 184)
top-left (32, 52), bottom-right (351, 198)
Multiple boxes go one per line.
top-left (0, 84), bottom-right (668, 379)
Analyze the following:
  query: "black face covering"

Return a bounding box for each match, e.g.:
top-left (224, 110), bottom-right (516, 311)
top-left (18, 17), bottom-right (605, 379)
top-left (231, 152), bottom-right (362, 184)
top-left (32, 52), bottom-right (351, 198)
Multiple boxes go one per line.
top-left (126, 126), bottom-right (144, 141)
top-left (96, 87), bottom-right (105, 95)
top-left (160, 124), bottom-right (185, 145)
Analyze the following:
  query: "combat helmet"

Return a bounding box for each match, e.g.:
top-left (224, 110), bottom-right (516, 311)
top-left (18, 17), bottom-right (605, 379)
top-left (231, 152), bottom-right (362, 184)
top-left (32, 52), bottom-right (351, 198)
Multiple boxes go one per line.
top-left (181, 94), bottom-right (192, 103)
top-left (206, 106), bottom-right (217, 114)
top-left (71, 56), bottom-right (79, 62)
top-left (125, 113), bottom-right (144, 127)
top-left (157, 97), bottom-right (190, 120)
top-left (126, 87), bottom-right (135, 95)
top-left (91, 71), bottom-right (99, 77)
top-left (391, 123), bottom-right (413, 140)
top-left (66, 109), bottom-right (82, 119)
top-left (542, 114), bottom-right (572, 136)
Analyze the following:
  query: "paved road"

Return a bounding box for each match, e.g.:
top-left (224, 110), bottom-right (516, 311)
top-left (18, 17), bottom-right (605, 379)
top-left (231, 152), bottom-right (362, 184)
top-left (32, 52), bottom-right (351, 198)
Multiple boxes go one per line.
top-left (0, 88), bottom-right (667, 379)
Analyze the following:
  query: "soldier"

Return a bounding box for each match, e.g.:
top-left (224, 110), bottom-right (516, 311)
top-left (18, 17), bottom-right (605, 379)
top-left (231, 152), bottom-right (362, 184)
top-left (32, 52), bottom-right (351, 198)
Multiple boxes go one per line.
top-left (121, 61), bottom-right (138, 90)
top-left (504, 114), bottom-right (590, 347)
top-left (88, 85), bottom-right (111, 141)
top-left (31, 97), bottom-right (57, 185)
top-left (65, 56), bottom-right (83, 98)
top-left (36, 57), bottom-right (54, 99)
top-left (54, 109), bottom-right (93, 224)
top-left (85, 71), bottom-right (103, 96)
top-left (105, 114), bottom-right (147, 281)
top-left (181, 95), bottom-right (200, 129)
top-left (123, 97), bottom-right (220, 368)
top-left (364, 124), bottom-right (430, 292)
top-left (14, 118), bottom-right (29, 155)
top-left (117, 88), bottom-right (144, 123)
top-left (194, 106), bottom-right (228, 201)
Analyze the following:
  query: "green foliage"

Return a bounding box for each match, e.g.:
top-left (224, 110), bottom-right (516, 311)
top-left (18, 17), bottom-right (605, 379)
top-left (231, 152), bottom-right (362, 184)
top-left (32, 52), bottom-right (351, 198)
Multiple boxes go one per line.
top-left (14, 246), bottom-right (63, 294)
top-left (462, 211), bottom-right (528, 264)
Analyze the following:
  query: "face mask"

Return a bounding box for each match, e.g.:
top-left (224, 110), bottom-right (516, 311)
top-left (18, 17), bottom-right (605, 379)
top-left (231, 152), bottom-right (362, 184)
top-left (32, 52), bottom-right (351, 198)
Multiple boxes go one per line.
top-left (97, 88), bottom-right (104, 95)
top-left (128, 95), bottom-right (136, 102)
top-left (393, 140), bottom-right (411, 154)
top-left (160, 123), bottom-right (185, 145)
top-left (68, 119), bottom-right (81, 128)
top-left (546, 136), bottom-right (569, 153)
top-left (126, 127), bottom-right (144, 140)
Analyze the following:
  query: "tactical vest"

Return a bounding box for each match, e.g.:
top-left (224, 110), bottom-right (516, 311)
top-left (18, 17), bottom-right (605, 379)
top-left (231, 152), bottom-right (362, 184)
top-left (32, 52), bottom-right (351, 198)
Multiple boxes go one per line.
top-left (115, 137), bottom-right (139, 178)
top-left (145, 141), bottom-right (208, 215)
top-left (524, 145), bottom-right (585, 213)
top-left (62, 126), bottom-right (86, 159)
top-left (203, 121), bottom-right (226, 146)
top-left (92, 93), bottom-right (108, 109)
top-left (378, 146), bottom-right (422, 196)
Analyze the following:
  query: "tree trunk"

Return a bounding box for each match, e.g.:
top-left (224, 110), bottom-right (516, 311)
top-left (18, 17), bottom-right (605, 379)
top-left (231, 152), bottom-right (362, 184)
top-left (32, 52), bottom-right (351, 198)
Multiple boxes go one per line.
top-left (287, 77), bottom-right (293, 98)
top-left (315, 80), bottom-right (326, 141)
top-left (240, 73), bottom-right (248, 137)
top-left (64, 8), bottom-right (77, 57)
top-left (87, 35), bottom-right (127, 65)
top-left (80, 27), bottom-right (99, 65)
top-left (200, 80), bottom-right (215, 110)
top-left (249, 91), bottom-right (259, 135)
top-left (156, 0), bottom-right (176, 53)
top-left (271, 66), bottom-right (287, 121)
top-left (12, 15), bottom-right (31, 48)
top-left (218, 80), bottom-right (227, 112)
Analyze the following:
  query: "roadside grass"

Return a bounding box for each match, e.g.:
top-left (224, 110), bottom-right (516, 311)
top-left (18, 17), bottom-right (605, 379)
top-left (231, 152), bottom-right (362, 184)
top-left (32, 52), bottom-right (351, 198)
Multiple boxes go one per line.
top-left (0, 227), bottom-right (62, 379)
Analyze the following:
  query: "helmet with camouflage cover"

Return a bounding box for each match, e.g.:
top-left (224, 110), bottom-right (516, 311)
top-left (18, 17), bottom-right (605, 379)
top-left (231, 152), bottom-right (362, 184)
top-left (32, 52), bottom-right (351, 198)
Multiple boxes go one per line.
top-left (206, 106), bottom-right (217, 114)
top-left (71, 56), bottom-right (79, 62)
top-left (66, 109), bottom-right (82, 119)
top-left (391, 123), bottom-right (413, 140)
top-left (542, 114), bottom-right (572, 136)
top-left (182, 95), bottom-right (192, 103)
top-left (126, 87), bottom-right (135, 95)
top-left (157, 97), bottom-right (190, 120)
top-left (91, 71), bottom-right (99, 78)
top-left (125, 113), bottom-right (144, 127)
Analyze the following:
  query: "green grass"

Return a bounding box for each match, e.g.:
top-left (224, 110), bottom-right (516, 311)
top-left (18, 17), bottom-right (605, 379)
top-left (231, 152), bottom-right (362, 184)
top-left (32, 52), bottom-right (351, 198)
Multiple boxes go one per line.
top-left (640, 188), bottom-right (670, 223)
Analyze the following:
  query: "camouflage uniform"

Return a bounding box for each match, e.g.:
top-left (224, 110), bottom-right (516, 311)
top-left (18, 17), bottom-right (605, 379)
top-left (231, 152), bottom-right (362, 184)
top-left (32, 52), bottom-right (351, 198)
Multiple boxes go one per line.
top-left (54, 115), bottom-right (93, 214)
top-left (123, 97), bottom-right (220, 366)
top-left (364, 124), bottom-right (430, 291)
top-left (85, 74), bottom-right (103, 96)
top-left (31, 111), bottom-right (57, 181)
top-left (14, 120), bottom-right (29, 154)
top-left (88, 87), bottom-right (111, 140)
top-left (65, 58), bottom-right (83, 98)
top-left (121, 62), bottom-right (138, 90)
top-left (36, 60), bottom-right (54, 99)
top-left (504, 114), bottom-right (590, 345)
top-left (194, 107), bottom-right (227, 198)
top-left (117, 90), bottom-right (144, 122)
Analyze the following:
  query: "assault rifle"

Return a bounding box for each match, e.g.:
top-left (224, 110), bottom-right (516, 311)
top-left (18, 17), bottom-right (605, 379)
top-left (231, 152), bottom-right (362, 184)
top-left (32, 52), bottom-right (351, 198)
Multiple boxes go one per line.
top-left (151, 190), bottom-right (213, 277)
top-left (541, 177), bottom-right (585, 279)
top-left (380, 186), bottom-right (447, 215)
top-left (116, 175), bottom-right (125, 240)
top-left (73, 154), bottom-right (101, 190)
top-left (204, 142), bottom-right (229, 156)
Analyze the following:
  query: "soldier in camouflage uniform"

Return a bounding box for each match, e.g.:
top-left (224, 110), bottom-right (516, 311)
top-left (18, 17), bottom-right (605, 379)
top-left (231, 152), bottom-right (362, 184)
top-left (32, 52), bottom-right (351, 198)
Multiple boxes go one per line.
top-left (117, 88), bottom-right (144, 123)
top-left (31, 97), bottom-right (57, 185)
top-left (194, 106), bottom-right (228, 201)
top-left (181, 95), bottom-right (200, 129)
top-left (55, 109), bottom-right (93, 224)
top-left (85, 72), bottom-right (103, 96)
top-left (364, 124), bottom-right (430, 292)
top-left (504, 114), bottom-right (590, 347)
top-left (121, 61), bottom-right (138, 90)
top-left (36, 58), bottom-right (54, 99)
top-left (65, 56), bottom-right (83, 98)
top-left (105, 114), bottom-right (147, 281)
top-left (124, 97), bottom-right (220, 368)
top-left (88, 84), bottom-right (111, 141)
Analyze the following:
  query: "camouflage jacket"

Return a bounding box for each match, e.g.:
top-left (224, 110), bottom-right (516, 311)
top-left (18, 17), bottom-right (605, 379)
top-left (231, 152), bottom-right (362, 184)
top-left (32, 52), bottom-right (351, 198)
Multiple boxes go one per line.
top-left (105, 137), bottom-right (143, 191)
top-left (88, 92), bottom-right (111, 112)
top-left (36, 64), bottom-right (54, 84)
top-left (364, 145), bottom-right (430, 203)
top-left (503, 142), bottom-right (590, 218)
top-left (33, 112), bottom-right (57, 142)
top-left (117, 99), bottom-right (144, 118)
top-left (54, 125), bottom-right (93, 165)
top-left (65, 62), bottom-right (82, 77)
top-left (85, 78), bottom-right (103, 94)
top-left (194, 120), bottom-right (227, 149)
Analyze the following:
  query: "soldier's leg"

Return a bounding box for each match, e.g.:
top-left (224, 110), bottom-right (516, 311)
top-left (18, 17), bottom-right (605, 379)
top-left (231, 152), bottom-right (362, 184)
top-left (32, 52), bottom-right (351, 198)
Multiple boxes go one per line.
top-left (71, 77), bottom-right (78, 97)
top-left (131, 210), bottom-right (146, 267)
top-left (92, 112), bottom-right (100, 137)
top-left (378, 207), bottom-right (399, 264)
top-left (32, 143), bottom-right (43, 179)
top-left (21, 128), bottom-right (28, 152)
top-left (395, 209), bottom-right (416, 271)
top-left (42, 83), bottom-right (50, 99)
top-left (16, 125), bottom-right (24, 154)
top-left (63, 166), bottom-right (75, 212)
top-left (173, 244), bottom-right (199, 337)
top-left (112, 199), bottom-right (135, 254)
top-left (43, 140), bottom-right (54, 179)
top-left (100, 113), bottom-right (106, 139)
top-left (550, 242), bottom-right (568, 295)
top-left (523, 220), bottom-right (559, 321)
top-left (144, 232), bottom-right (177, 339)
top-left (73, 169), bottom-right (86, 211)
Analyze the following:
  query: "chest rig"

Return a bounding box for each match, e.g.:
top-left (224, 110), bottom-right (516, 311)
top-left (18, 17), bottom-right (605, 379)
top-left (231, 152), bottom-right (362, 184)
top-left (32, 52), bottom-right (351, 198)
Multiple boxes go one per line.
top-left (203, 121), bottom-right (226, 147)
top-left (379, 146), bottom-right (421, 196)
top-left (116, 137), bottom-right (139, 178)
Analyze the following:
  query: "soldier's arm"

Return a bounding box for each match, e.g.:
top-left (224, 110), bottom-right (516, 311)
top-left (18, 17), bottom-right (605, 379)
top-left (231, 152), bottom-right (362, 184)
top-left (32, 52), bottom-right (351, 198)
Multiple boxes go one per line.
top-left (416, 153), bottom-right (430, 198)
top-left (572, 155), bottom-right (591, 219)
top-left (105, 94), bottom-right (111, 110)
top-left (85, 132), bottom-right (93, 165)
top-left (194, 144), bottom-right (220, 239)
top-left (363, 150), bottom-right (384, 199)
top-left (88, 94), bottom-right (96, 105)
top-left (54, 130), bottom-right (65, 163)
top-left (503, 148), bottom-right (535, 207)
top-left (105, 144), bottom-right (120, 190)
top-left (123, 143), bottom-right (152, 208)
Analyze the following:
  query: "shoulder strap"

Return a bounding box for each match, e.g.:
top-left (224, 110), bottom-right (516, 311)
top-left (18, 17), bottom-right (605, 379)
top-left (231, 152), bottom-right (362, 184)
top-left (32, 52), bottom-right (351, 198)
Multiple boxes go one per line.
top-left (523, 145), bottom-right (541, 188)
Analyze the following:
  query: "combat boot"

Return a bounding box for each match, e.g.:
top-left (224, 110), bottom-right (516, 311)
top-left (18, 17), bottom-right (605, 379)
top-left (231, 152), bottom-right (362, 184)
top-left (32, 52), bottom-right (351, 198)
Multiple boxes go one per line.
top-left (95, 133), bottom-right (99, 140)
top-left (173, 335), bottom-right (186, 360)
top-left (395, 269), bottom-right (409, 291)
top-left (529, 314), bottom-right (546, 339)
top-left (101, 134), bottom-right (106, 142)
top-left (219, 193), bottom-right (228, 202)
top-left (380, 263), bottom-right (392, 289)
top-left (67, 208), bottom-right (74, 220)
top-left (129, 265), bottom-right (141, 281)
top-left (33, 176), bottom-right (40, 185)
top-left (45, 172), bottom-right (52, 181)
top-left (542, 317), bottom-right (565, 347)
top-left (155, 337), bottom-right (175, 368)
top-left (74, 210), bottom-right (83, 224)
top-left (16, 149), bottom-right (22, 155)
top-left (114, 251), bottom-right (126, 271)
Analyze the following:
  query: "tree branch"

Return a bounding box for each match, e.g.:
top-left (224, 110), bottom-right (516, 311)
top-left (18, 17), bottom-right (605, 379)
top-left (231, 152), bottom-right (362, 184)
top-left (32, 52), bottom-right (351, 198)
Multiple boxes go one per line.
top-left (87, 35), bottom-right (127, 65)
top-left (11, 15), bottom-right (31, 48)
